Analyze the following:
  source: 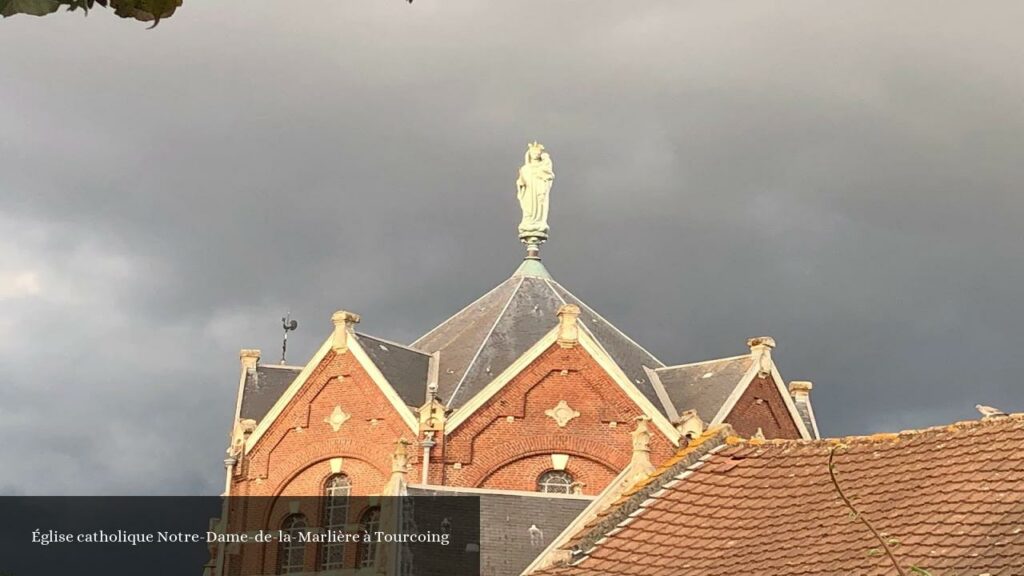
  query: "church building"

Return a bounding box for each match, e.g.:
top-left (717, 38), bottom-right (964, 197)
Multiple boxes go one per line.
top-left (209, 143), bottom-right (820, 576)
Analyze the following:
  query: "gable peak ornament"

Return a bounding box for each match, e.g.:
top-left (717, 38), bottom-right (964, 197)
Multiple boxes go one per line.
top-left (545, 399), bottom-right (580, 428)
top-left (324, 405), bottom-right (351, 432)
top-left (516, 141), bottom-right (554, 259)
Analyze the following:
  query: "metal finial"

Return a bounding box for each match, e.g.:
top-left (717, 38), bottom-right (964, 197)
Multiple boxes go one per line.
top-left (280, 312), bottom-right (298, 364)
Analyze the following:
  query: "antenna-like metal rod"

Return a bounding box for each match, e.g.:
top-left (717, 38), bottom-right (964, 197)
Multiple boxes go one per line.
top-left (281, 313), bottom-right (298, 365)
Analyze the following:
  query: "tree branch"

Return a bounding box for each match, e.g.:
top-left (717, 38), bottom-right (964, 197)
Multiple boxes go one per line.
top-left (828, 445), bottom-right (906, 576)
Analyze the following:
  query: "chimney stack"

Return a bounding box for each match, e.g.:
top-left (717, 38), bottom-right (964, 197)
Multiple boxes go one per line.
top-left (789, 380), bottom-right (812, 399)
top-left (331, 310), bottom-right (360, 353)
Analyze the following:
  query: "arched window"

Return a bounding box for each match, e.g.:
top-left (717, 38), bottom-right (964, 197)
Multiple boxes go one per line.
top-left (357, 507), bottom-right (381, 568)
top-left (320, 474), bottom-right (351, 570)
top-left (277, 514), bottom-right (307, 574)
top-left (537, 470), bottom-right (574, 494)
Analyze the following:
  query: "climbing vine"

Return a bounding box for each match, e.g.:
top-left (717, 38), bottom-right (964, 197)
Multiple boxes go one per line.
top-left (828, 445), bottom-right (933, 576)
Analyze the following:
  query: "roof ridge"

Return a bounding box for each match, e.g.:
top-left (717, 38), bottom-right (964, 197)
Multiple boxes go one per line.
top-left (656, 353), bottom-right (752, 371)
top-left (724, 413), bottom-right (1024, 449)
top-left (257, 363), bottom-right (304, 371)
top-left (446, 276), bottom-right (525, 407)
top-left (355, 332), bottom-right (431, 357)
top-left (410, 274), bottom-right (519, 348)
top-left (548, 278), bottom-right (665, 368)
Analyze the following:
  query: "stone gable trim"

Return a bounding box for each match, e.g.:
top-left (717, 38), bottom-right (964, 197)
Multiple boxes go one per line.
top-left (577, 332), bottom-right (680, 445)
top-left (244, 337), bottom-right (333, 453)
top-left (448, 276), bottom-right (525, 405)
top-left (542, 277), bottom-right (664, 369)
top-left (444, 328), bottom-right (559, 432)
top-left (643, 365), bottom-right (677, 422)
top-left (443, 328), bottom-right (680, 444)
top-left (346, 335), bottom-right (420, 431)
top-left (709, 357), bottom-right (812, 440)
top-left (244, 333), bottom-right (418, 453)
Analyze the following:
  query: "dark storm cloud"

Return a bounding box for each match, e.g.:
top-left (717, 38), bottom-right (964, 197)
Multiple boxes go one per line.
top-left (1, 1), bottom-right (1022, 494)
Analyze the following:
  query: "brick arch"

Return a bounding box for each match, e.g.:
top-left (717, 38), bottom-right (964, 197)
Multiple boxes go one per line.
top-left (267, 439), bottom-right (391, 497)
top-left (479, 452), bottom-right (617, 494)
top-left (247, 458), bottom-right (387, 575)
top-left (460, 434), bottom-right (629, 488)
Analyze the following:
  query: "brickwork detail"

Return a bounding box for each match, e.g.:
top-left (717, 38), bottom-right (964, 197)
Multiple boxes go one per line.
top-left (235, 350), bottom-right (414, 498)
top-left (724, 375), bottom-right (802, 438)
top-left (441, 345), bottom-right (676, 493)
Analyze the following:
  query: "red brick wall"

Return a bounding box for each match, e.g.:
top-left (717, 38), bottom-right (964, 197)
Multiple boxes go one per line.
top-left (220, 342), bottom-right (682, 574)
top-left (441, 344), bottom-right (676, 494)
top-left (724, 375), bottom-right (802, 439)
top-left (479, 453), bottom-right (617, 493)
top-left (225, 349), bottom-right (416, 575)
top-left (233, 349), bottom-right (414, 498)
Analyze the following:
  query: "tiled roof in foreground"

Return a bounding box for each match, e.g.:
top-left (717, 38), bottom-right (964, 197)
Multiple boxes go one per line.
top-left (536, 414), bottom-right (1024, 576)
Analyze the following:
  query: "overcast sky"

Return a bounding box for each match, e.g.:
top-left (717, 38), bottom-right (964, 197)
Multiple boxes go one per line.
top-left (2, 1), bottom-right (1022, 495)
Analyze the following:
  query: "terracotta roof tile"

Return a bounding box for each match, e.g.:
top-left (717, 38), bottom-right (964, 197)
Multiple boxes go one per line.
top-left (534, 414), bottom-right (1024, 576)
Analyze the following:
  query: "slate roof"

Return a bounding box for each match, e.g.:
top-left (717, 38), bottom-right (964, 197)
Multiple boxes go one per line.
top-left (406, 485), bottom-right (592, 576)
top-left (536, 414), bottom-right (1024, 576)
top-left (411, 260), bottom-right (666, 412)
top-left (353, 332), bottom-right (432, 407)
top-left (238, 364), bottom-right (302, 423)
top-left (653, 355), bottom-right (753, 422)
top-left (792, 395), bottom-right (818, 439)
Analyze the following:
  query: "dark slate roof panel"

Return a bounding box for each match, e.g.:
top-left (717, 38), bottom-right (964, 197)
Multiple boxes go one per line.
top-left (406, 486), bottom-right (592, 576)
top-left (793, 398), bottom-right (818, 439)
top-left (239, 365), bottom-right (302, 423)
top-left (411, 276), bottom-right (522, 403)
top-left (354, 332), bottom-right (431, 408)
top-left (450, 276), bottom-right (565, 408)
top-left (548, 280), bottom-right (665, 407)
top-left (655, 355), bottom-right (753, 422)
top-left (410, 262), bottom-right (668, 416)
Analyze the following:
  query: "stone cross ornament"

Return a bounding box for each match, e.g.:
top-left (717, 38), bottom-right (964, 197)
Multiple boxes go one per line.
top-left (516, 141), bottom-right (554, 247)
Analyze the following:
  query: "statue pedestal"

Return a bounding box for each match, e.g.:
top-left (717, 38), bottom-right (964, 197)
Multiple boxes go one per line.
top-left (520, 235), bottom-right (546, 260)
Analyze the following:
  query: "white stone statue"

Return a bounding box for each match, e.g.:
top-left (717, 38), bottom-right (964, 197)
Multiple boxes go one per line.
top-left (516, 142), bottom-right (554, 241)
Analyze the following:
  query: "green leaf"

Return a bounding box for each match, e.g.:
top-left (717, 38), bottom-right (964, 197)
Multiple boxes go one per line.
top-left (866, 548), bottom-right (881, 557)
top-left (909, 567), bottom-right (933, 576)
top-left (0, 0), bottom-right (62, 17)
top-left (109, 0), bottom-right (180, 26)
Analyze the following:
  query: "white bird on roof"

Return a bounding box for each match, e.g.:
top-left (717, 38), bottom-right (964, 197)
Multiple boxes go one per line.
top-left (976, 404), bottom-right (1007, 419)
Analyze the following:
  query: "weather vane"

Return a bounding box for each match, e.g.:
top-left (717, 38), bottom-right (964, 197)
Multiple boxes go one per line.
top-left (280, 312), bottom-right (298, 365)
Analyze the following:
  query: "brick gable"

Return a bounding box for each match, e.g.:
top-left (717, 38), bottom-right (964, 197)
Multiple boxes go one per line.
top-left (236, 349), bottom-right (413, 497)
top-left (440, 344), bottom-right (676, 494)
top-left (723, 374), bottom-right (801, 439)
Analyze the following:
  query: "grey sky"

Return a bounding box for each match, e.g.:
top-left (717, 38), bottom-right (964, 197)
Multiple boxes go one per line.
top-left (1, 1), bottom-right (1022, 495)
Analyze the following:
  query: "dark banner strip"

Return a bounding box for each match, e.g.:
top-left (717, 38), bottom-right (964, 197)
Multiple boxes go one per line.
top-left (0, 496), bottom-right (481, 576)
